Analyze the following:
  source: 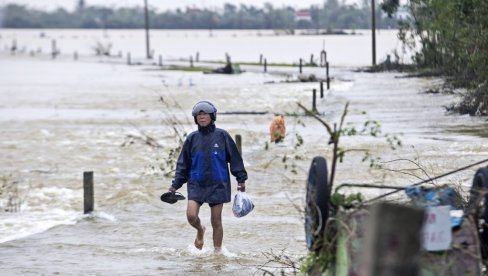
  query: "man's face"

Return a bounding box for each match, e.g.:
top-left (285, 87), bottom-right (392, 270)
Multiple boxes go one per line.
top-left (196, 112), bottom-right (211, 127)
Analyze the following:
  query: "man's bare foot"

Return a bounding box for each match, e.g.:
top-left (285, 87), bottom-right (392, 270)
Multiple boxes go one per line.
top-left (194, 226), bottom-right (205, 250)
top-left (214, 247), bottom-right (222, 253)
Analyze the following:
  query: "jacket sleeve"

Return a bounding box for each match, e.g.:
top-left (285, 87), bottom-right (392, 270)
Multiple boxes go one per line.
top-left (224, 132), bottom-right (248, 183)
top-left (172, 137), bottom-right (192, 189)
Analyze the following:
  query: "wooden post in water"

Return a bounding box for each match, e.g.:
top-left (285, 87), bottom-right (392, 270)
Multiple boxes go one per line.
top-left (195, 52), bottom-right (199, 62)
top-left (225, 52), bottom-right (231, 64)
top-left (310, 54), bottom-right (314, 65)
top-left (299, 58), bottom-right (303, 73)
top-left (190, 55), bottom-right (194, 67)
top-left (326, 62), bottom-right (330, 90)
top-left (127, 52), bottom-right (131, 65)
top-left (235, 134), bottom-right (242, 156)
top-left (10, 39), bottom-right (17, 55)
top-left (83, 171), bottom-right (94, 214)
top-left (264, 58), bottom-right (267, 73)
top-left (312, 89), bottom-right (317, 113)
top-left (51, 39), bottom-right (57, 59)
top-left (361, 202), bottom-right (424, 276)
top-left (259, 54), bottom-right (263, 65)
top-left (320, 81), bottom-right (324, 98)
top-left (158, 55), bottom-right (162, 67)
top-left (320, 50), bottom-right (327, 67)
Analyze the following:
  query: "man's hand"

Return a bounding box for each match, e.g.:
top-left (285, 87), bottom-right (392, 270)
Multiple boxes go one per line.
top-left (168, 186), bottom-right (176, 193)
top-left (237, 183), bottom-right (246, 192)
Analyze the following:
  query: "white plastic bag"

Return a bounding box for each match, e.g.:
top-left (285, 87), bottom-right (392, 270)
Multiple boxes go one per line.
top-left (232, 191), bottom-right (254, 218)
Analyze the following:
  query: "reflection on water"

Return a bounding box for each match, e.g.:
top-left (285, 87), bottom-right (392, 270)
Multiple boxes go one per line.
top-left (0, 29), bottom-right (487, 275)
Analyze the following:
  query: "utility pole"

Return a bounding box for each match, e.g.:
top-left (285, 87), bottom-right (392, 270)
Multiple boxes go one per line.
top-left (371, 0), bottom-right (376, 66)
top-left (144, 0), bottom-right (151, 59)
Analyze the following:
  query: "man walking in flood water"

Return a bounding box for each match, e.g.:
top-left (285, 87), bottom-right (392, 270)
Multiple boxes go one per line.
top-left (167, 100), bottom-right (247, 252)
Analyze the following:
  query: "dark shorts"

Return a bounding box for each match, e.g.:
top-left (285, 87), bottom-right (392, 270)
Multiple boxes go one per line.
top-left (197, 201), bottom-right (222, 208)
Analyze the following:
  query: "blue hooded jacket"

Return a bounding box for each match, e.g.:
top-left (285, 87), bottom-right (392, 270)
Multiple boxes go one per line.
top-left (171, 124), bottom-right (247, 204)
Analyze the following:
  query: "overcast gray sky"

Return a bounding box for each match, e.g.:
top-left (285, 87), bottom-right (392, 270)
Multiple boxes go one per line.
top-left (0, 0), bottom-right (365, 11)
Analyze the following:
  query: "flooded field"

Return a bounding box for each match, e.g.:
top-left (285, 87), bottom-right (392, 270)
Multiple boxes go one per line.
top-left (0, 29), bottom-right (487, 275)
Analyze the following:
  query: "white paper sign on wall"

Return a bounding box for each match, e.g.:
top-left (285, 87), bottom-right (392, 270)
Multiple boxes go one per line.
top-left (422, 205), bottom-right (452, 251)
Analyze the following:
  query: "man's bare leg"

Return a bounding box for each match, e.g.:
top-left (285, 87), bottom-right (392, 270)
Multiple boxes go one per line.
top-left (187, 200), bottom-right (205, 250)
top-left (210, 203), bottom-right (224, 252)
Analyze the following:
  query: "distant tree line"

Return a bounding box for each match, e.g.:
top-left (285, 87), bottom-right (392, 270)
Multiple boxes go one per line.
top-left (0, 0), bottom-right (398, 30)
top-left (382, 0), bottom-right (488, 116)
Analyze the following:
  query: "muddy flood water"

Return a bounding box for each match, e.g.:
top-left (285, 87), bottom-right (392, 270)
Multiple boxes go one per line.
top-left (1, 29), bottom-right (488, 275)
